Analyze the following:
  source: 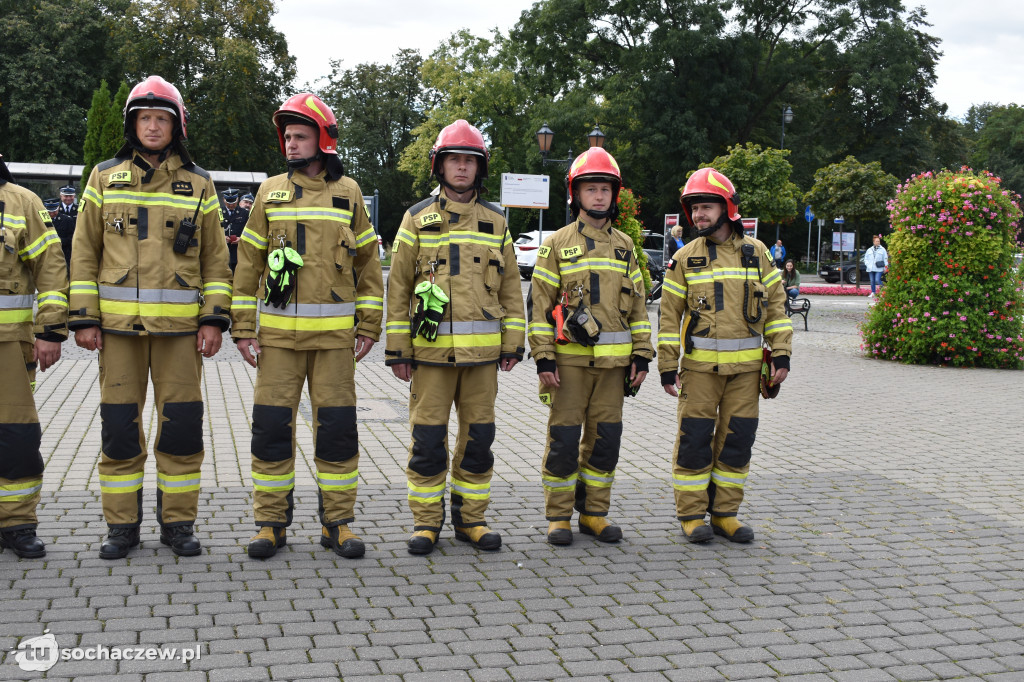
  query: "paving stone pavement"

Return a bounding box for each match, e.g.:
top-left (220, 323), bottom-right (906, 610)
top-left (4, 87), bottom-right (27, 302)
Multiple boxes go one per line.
top-left (2, 288), bottom-right (1023, 680)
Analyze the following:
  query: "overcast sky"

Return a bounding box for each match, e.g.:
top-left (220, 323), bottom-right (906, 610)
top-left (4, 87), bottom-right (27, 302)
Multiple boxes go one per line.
top-left (275, 0), bottom-right (1023, 120)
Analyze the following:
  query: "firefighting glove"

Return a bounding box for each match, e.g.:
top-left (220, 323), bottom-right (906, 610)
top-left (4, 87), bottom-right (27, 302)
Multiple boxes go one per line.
top-left (413, 281), bottom-right (449, 341)
top-left (264, 246), bottom-right (304, 308)
top-left (565, 305), bottom-right (601, 347)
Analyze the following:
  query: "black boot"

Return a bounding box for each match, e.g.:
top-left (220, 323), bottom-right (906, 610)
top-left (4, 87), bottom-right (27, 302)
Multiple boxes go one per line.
top-left (160, 525), bottom-right (202, 557)
top-left (99, 526), bottom-right (140, 560)
top-left (0, 527), bottom-right (46, 559)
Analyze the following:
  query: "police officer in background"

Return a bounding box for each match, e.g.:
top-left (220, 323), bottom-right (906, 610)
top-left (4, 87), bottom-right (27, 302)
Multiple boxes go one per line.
top-left (70, 75), bottom-right (232, 560)
top-left (528, 148), bottom-right (653, 546)
top-left (0, 155), bottom-right (68, 559)
top-left (239, 193), bottom-right (254, 211)
top-left (221, 188), bottom-right (248, 272)
top-left (385, 120), bottom-right (526, 555)
top-left (58, 185), bottom-right (77, 218)
top-left (232, 93), bottom-right (384, 560)
top-left (658, 168), bottom-right (792, 544)
top-left (45, 198), bottom-right (75, 270)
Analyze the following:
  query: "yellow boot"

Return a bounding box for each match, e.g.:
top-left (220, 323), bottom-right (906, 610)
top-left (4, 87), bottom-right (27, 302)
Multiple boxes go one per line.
top-left (407, 529), bottom-right (439, 555)
top-left (247, 527), bottom-right (287, 559)
top-left (579, 515), bottom-right (622, 543)
top-left (321, 525), bottom-right (365, 558)
top-left (680, 519), bottom-right (713, 543)
top-left (711, 516), bottom-right (754, 543)
top-left (454, 525), bottom-right (501, 551)
top-left (547, 521), bottom-right (573, 546)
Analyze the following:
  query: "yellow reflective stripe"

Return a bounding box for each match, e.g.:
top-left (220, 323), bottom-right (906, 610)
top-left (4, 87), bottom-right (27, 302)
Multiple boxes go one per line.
top-left (555, 342), bottom-right (632, 358)
top-left (529, 322), bottom-right (555, 335)
top-left (157, 472), bottom-right (201, 493)
top-left (542, 474), bottom-right (577, 492)
top-left (451, 478), bottom-right (490, 500)
top-left (252, 471), bottom-right (295, 492)
top-left (580, 467), bottom-right (614, 488)
top-left (448, 232), bottom-right (504, 248)
top-left (241, 227), bottom-right (269, 249)
top-left (412, 332), bottom-right (501, 348)
top-left (266, 207), bottom-right (353, 224)
top-left (19, 230), bottom-right (61, 260)
top-left (317, 470), bottom-right (358, 491)
top-left (687, 348), bottom-right (763, 364)
top-left (764, 318), bottom-right (793, 334)
top-left (408, 481), bottom-right (445, 502)
top-left (395, 227), bottom-right (417, 247)
top-left (203, 281), bottom-right (232, 296)
top-left (672, 473), bottom-right (710, 490)
top-left (202, 195), bottom-right (221, 214)
top-left (503, 317), bottom-right (526, 331)
top-left (232, 295), bottom-right (258, 309)
top-left (83, 185), bottom-right (103, 208)
top-left (102, 191), bottom-right (202, 211)
top-left (762, 269), bottom-right (782, 287)
top-left (355, 228), bottom-right (377, 247)
top-left (99, 473), bottom-right (144, 493)
top-left (100, 300), bottom-right (200, 317)
top-left (71, 280), bottom-right (98, 295)
top-left (711, 468), bottom-right (747, 489)
top-left (561, 258), bottom-right (628, 276)
top-left (658, 332), bottom-right (681, 345)
top-left (356, 296), bottom-right (384, 310)
top-left (0, 478), bottom-right (42, 500)
top-left (630, 321), bottom-right (651, 333)
top-left (387, 321), bottom-right (411, 332)
top-left (0, 309), bottom-right (37, 323)
top-left (259, 312), bottom-right (355, 332)
top-left (37, 290), bottom-right (68, 306)
top-left (532, 266), bottom-right (560, 287)
top-left (663, 278), bottom-right (687, 299)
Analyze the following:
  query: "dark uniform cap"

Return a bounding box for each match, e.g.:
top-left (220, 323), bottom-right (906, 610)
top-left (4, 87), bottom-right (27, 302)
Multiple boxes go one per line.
top-left (60, 185), bottom-right (76, 196)
top-left (241, 193), bottom-right (254, 202)
top-left (43, 198), bottom-right (61, 210)
top-left (222, 189), bottom-right (239, 202)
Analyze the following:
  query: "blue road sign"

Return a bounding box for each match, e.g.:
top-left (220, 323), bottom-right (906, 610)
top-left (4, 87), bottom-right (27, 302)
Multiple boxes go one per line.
top-left (834, 216), bottom-right (845, 224)
top-left (805, 205), bottom-right (814, 222)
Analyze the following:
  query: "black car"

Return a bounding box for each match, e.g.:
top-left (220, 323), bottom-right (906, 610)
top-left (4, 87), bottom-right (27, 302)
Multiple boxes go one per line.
top-left (819, 255), bottom-right (885, 284)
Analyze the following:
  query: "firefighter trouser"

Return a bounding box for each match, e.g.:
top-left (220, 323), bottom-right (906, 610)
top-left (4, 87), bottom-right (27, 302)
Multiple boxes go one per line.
top-left (0, 341), bottom-right (44, 529)
top-left (406, 364), bottom-right (497, 532)
top-left (672, 369), bottom-right (760, 520)
top-left (250, 346), bottom-right (358, 528)
top-left (98, 334), bottom-right (204, 528)
top-left (539, 365), bottom-right (625, 520)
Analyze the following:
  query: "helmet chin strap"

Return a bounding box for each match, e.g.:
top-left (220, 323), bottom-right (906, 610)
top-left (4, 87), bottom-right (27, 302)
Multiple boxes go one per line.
top-left (287, 155), bottom-right (320, 170)
top-left (583, 207), bottom-right (614, 220)
top-left (696, 212), bottom-right (730, 238)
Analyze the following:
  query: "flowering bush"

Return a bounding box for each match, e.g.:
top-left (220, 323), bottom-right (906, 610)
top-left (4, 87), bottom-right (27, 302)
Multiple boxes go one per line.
top-left (861, 168), bottom-right (1024, 368)
top-left (800, 285), bottom-right (871, 296)
top-left (611, 188), bottom-right (652, 291)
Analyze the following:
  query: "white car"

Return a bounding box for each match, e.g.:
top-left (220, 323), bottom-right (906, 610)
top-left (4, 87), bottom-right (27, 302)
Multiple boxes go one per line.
top-left (514, 230), bottom-right (543, 279)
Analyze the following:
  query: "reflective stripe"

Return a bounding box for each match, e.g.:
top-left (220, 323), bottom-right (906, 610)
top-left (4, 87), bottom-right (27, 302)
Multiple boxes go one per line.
top-left (690, 336), bottom-right (762, 352)
top-left (356, 296), bottom-right (384, 310)
top-left (260, 301), bottom-right (356, 332)
top-left (451, 478), bottom-right (490, 500)
top-left (83, 185), bottom-right (103, 208)
top-left (102, 191), bottom-right (203, 212)
top-left (0, 294), bottom-right (34, 308)
top-left (260, 301), bottom-right (356, 317)
top-left (241, 227), bottom-right (269, 250)
top-left (411, 321), bottom-right (502, 349)
top-left (532, 266), bottom-right (560, 288)
top-left (99, 473), bottom-right (144, 493)
top-left (252, 472), bottom-right (295, 492)
top-left (687, 348), bottom-right (763, 364)
top-left (503, 317), bottom-right (526, 332)
top-left (630, 320), bottom-right (651, 333)
top-left (688, 268), bottom-right (762, 284)
top-left (711, 468), bottom-right (747, 489)
top-left (762, 269), bottom-right (782, 287)
top-left (580, 467), bottom-right (614, 488)
top-left (672, 473), bottom-right (710, 491)
top-left (98, 286), bottom-right (200, 304)
top-left (266, 207), bottom-right (353, 224)
top-left (657, 332), bottom-right (681, 345)
top-left (0, 479), bottom-right (42, 500)
top-left (0, 309), bottom-right (32, 323)
top-left (556, 342), bottom-right (633, 358)
top-left (203, 281), bottom-right (232, 297)
top-left (561, 258), bottom-right (628, 276)
top-left (542, 474), bottom-right (577, 492)
top-left (407, 482), bottom-right (445, 502)
top-left (436, 320), bottom-right (501, 335)
top-left (450, 231), bottom-right (503, 248)
top-left (764, 318), bottom-right (793, 334)
top-left (355, 228), bottom-right (377, 247)
top-left (36, 291), bottom-right (68, 307)
top-left (232, 295), bottom-right (258, 309)
top-left (395, 227), bottom-right (417, 247)
top-left (317, 470), bottom-right (359, 491)
top-left (386, 321), bottom-right (411, 333)
top-left (20, 230), bottom-right (60, 260)
top-left (70, 280), bottom-right (98, 295)
top-left (662, 278), bottom-right (687, 299)
top-left (529, 322), bottom-right (555, 335)
top-left (157, 472), bottom-right (201, 493)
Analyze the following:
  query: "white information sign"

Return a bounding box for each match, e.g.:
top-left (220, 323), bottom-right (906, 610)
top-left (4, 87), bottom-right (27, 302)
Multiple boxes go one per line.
top-left (500, 173), bottom-right (550, 209)
top-left (832, 231), bottom-right (856, 252)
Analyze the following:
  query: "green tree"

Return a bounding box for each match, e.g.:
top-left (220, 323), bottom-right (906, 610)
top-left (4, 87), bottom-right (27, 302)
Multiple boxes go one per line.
top-left (971, 104), bottom-right (1024, 199)
top-left (106, 81), bottom-right (131, 155)
top-left (804, 156), bottom-right (897, 240)
top-left (698, 143), bottom-right (800, 226)
top-left (861, 169), bottom-right (1024, 368)
top-left (82, 80), bottom-right (114, 185)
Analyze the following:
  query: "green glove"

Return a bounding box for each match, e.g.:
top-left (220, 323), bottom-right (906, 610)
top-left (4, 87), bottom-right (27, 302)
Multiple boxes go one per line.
top-left (413, 281), bottom-right (449, 341)
top-left (265, 246), bottom-right (304, 308)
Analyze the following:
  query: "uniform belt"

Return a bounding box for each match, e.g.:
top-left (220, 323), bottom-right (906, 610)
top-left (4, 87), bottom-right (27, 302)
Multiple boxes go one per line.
top-left (689, 336), bottom-right (762, 352)
top-left (259, 301), bottom-right (356, 317)
top-left (0, 294), bottom-right (34, 309)
top-left (98, 286), bottom-right (200, 304)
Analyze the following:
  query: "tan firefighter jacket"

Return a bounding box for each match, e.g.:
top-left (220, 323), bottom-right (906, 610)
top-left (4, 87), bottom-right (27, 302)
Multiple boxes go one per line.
top-left (231, 170), bottom-right (384, 350)
top-left (658, 232), bottom-right (792, 375)
top-left (528, 218), bottom-right (653, 368)
top-left (69, 152), bottom-right (231, 335)
top-left (385, 192), bottom-right (525, 367)
top-left (0, 181), bottom-right (69, 343)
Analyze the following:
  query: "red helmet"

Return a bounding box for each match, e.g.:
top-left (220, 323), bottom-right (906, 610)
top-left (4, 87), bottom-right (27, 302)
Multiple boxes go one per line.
top-left (272, 93), bottom-right (339, 156)
top-left (680, 167), bottom-right (740, 227)
top-left (429, 120), bottom-right (489, 178)
top-left (124, 76), bottom-right (187, 140)
top-left (567, 148), bottom-right (621, 204)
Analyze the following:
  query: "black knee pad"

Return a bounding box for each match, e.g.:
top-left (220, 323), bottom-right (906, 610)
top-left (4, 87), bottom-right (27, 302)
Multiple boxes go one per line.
top-left (719, 416), bottom-right (758, 468)
top-left (588, 421), bottom-right (622, 471)
top-left (100, 403), bottom-right (142, 461)
top-left (461, 423), bottom-right (495, 474)
top-left (0, 423), bottom-right (43, 479)
top-left (315, 406), bottom-right (357, 463)
top-left (409, 424), bottom-right (448, 477)
top-left (156, 401), bottom-right (204, 456)
top-left (251, 404), bottom-right (293, 462)
top-left (677, 417), bottom-right (715, 470)
top-left (546, 424), bottom-right (582, 478)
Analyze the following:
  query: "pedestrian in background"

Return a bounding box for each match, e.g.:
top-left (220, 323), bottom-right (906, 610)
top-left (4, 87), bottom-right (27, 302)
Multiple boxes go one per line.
top-left (772, 239), bottom-right (786, 268)
top-left (782, 259), bottom-right (800, 299)
top-left (863, 235), bottom-right (888, 297)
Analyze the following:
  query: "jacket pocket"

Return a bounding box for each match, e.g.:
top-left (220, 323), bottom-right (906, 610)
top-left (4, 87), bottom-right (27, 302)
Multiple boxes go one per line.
top-left (0, 278), bottom-right (22, 294)
top-left (99, 266), bottom-right (130, 285)
top-left (483, 248), bottom-right (504, 293)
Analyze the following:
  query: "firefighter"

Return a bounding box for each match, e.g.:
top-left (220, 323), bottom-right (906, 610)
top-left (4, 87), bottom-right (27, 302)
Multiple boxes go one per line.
top-left (658, 168), bottom-right (792, 543)
top-left (527, 148), bottom-right (653, 546)
top-left (0, 154), bottom-right (68, 559)
top-left (385, 119), bottom-right (526, 555)
top-left (45, 198), bottom-right (75, 270)
top-left (232, 93), bottom-right (384, 560)
top-left (69, 75), bottom-right (232, 559)
top-left (221, 188), bottom-right (248, 272)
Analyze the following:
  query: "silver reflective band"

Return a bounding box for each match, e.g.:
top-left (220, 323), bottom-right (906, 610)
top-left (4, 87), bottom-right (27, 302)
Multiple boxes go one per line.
top-left (594, 331), bottom-right (632, 345)
top-left (99, 478), bottom-right (143, 489)
top-left (260, 301), bottom-right (356, 317)
top-left (0, 294), bottom-right (33, 308)
top-left (98, 286), bottom-right (200, 304)
top-left (158, 477), bottom-right (200, 488)
top-left (408, 489), bottom-right (444, 499)
top-left (434, 320), bottom-right (501, 335)
top-left (689, 336), bottom-right (762, 352)
top-left (0, 483), bottom-right (42, 497)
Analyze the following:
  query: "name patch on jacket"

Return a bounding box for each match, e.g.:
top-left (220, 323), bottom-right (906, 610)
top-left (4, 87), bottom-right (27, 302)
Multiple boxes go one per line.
top-left (420, 212), bottom-right (442, 227)
top-left (686, 256), bottom-right (708, 268)
top-left (560, 245), bottom-right (583, 260)
top-left (107, 170), bottom-right (132, 185)
top-left (265, 190), bottom-right (291, 202)
top-left (537, 245), bottom-right (551, 258)
top-left (171, 181), bottom-right (193, 195)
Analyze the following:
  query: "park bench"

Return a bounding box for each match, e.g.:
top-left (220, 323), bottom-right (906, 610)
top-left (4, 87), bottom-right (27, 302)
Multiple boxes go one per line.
top-left (785, 297), bottom-right (811, 330)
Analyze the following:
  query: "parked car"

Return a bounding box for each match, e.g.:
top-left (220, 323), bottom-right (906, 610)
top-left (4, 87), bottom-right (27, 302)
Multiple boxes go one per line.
top-left (642, 231), bottom-right (665, 269)
top-left (819, 252), bottom-right (880, 284)
top-left (515, 230), bottom-right (542, 279)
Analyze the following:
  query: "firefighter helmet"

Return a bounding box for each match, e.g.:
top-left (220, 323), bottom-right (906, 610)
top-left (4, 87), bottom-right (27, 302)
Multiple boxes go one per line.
top-left (429, 120), bottom-right (489, 180)
top-left (680, 167), bottom-right (740, 228)
top-left (272, 93), bottom-right (339, 157)
top-left (567, 148), bottom-right (621, 222)
top-left (124, 76), bottom-right (188, 140)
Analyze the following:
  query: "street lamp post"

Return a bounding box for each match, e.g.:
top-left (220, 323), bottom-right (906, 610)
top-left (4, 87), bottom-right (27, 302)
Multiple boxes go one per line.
top-left (536, 123), bottom-right (605, 225)
top-left (777, 106), bottom-right (794, 242)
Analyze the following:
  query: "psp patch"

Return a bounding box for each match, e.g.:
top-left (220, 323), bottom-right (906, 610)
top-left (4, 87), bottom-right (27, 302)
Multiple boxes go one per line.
top-left (106, 170), bottom-right (132, 185)
top-left (686, 256), bottom-right (708, 268)
top-left (537, 245), bottom-right (551, 258)
top-left (38, 209), bottom-right (53, 226)
top-left (559, 245), bottom-right (583, 260)
top-left (265, 190), bottom-right (291, 202)
top-left (420, 212), bottom-right (442, 226)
